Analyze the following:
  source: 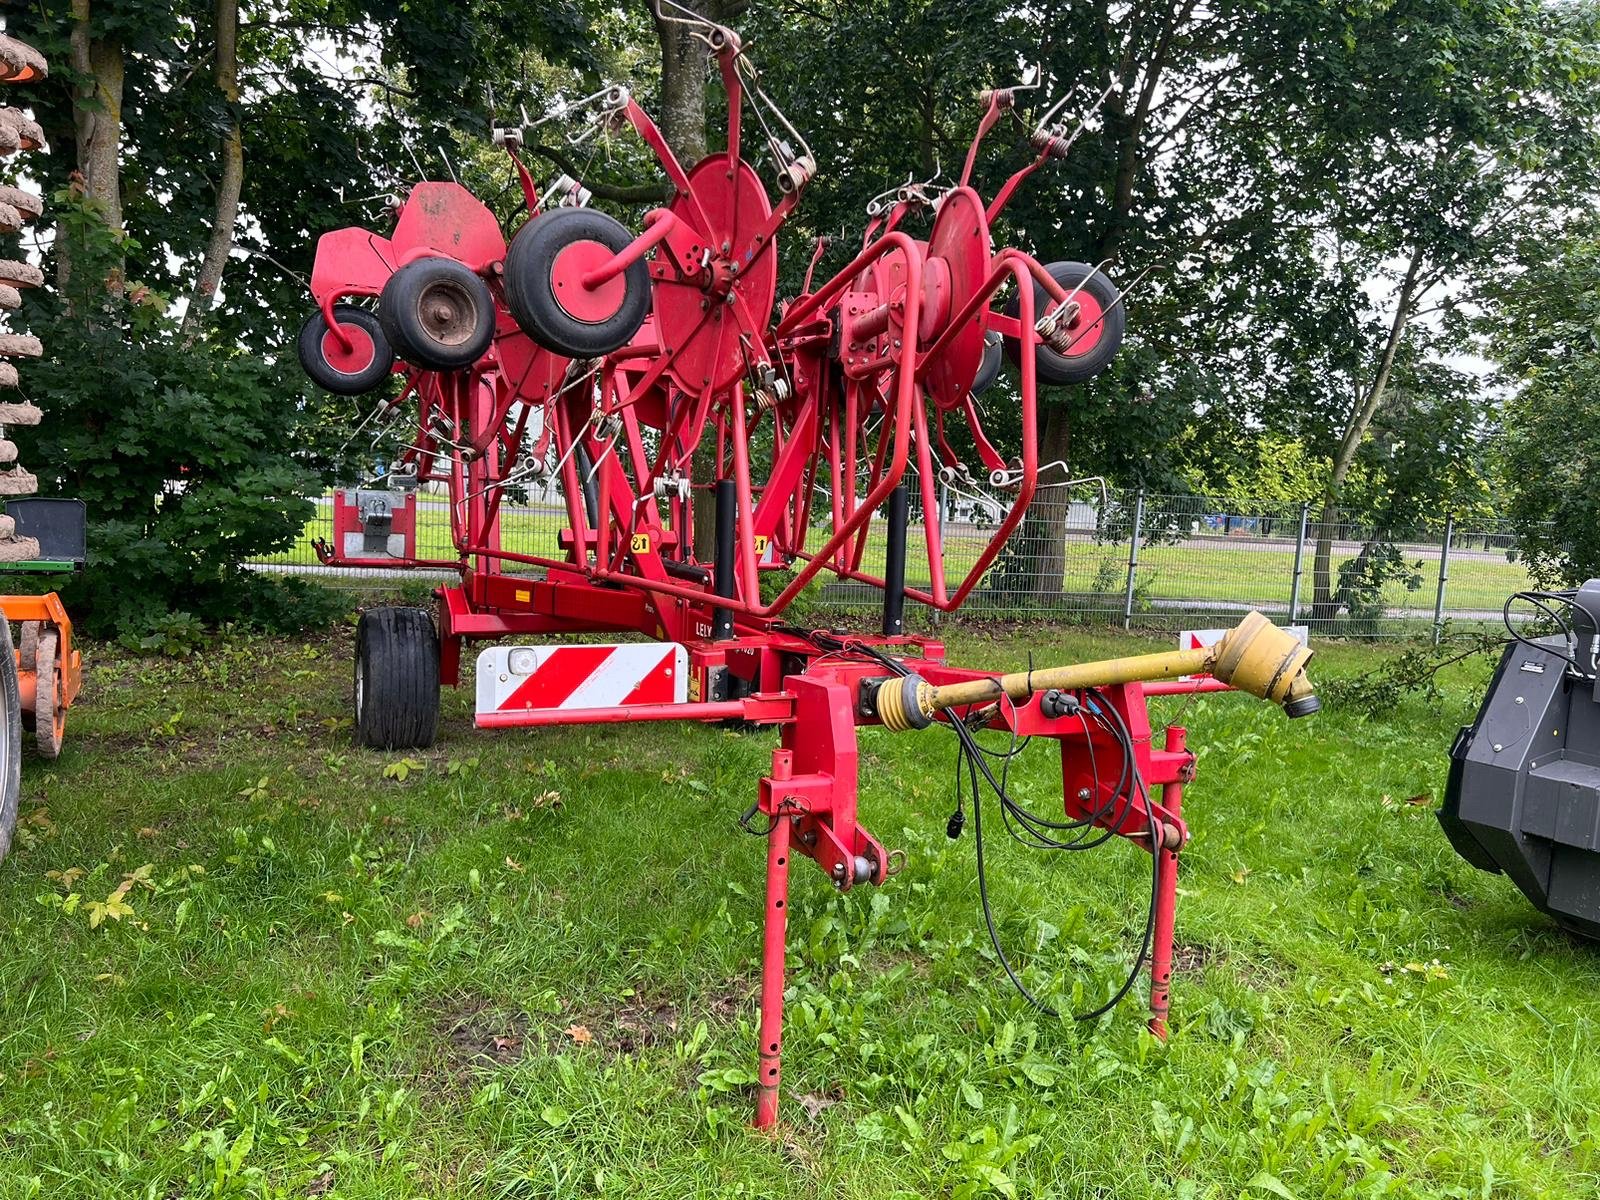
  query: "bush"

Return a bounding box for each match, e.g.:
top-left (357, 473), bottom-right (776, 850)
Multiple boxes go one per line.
top-left (12, 187), bottom-right (339, 639)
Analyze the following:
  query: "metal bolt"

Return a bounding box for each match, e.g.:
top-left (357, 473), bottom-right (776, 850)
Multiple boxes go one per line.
top-left (1515, 696), bottom-right (1525, 704)
top-left (1493, 743), bottom-right (1504, 752)
top-left (1077, 787), bottom-right (1092, 801)
top-left (831, 861), bottom-right (845, 878)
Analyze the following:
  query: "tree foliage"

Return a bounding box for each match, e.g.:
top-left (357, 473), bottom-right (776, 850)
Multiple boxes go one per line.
top-left (1489, 219), bottom-right (1600, 585)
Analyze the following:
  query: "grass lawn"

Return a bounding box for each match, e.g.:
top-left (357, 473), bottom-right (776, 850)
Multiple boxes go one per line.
top-left (4, 618), bottom-right (1597, 1198)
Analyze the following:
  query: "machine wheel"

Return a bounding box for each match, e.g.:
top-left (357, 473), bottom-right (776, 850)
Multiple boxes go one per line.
top-left (32, 628), bottom-right (61, 760)
top-left (1003, 261), bottom-right (1125, 386)
top-left (354, 606), bottom-right (440, 750)
top-left (0, 617), bottom-right (21, 865)
top-left (504, 207), bottom-right (651, 359)
top-left (380, 257), bottom-right (495, 371)
top-left (298, 304), bottom-right (395, 395)
top-left (971, 330), bottom-right (1003, 397)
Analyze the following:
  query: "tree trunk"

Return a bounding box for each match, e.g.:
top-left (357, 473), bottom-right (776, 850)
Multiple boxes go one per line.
top-left (64, 0), bottom-right (125, 291)
top-left (1309, 247), bottom-right (1425, 621)
top-left (649, 0), bottom-right (746, 561)
top-left (1028, 404), bottom-right (1073, 597)
top-left (182, 0), bottom-right (243, 336)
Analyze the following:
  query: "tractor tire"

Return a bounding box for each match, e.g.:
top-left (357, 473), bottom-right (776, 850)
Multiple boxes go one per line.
top-left (354, 606), bottom-right (440, 750)
top-left (1002, 261), bottom-right (1125, 386)
top-left (379, 257), bottom-right (495, 372)
top-left (504, 207), bottom-right (651, 359)
top-left (0, 617), bottom-right (22, 865)
top-left (298, 304), bottom-right (395, 395)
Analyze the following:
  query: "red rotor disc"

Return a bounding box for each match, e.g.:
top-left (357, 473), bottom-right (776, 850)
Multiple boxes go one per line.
top-left (655, 156), bottom-right (778, 397)
top-left (922, 187), bottom-right (991, 411)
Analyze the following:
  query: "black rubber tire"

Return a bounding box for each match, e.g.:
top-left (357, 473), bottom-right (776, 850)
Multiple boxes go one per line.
top-left (0, 617), bottom-right (22, 865)
top-left (1002, 261), bottom-right (1125, 386)
top-left (972, 329), bottom-right (1003, 397)
top-left (379, 257), bottom-right (496, 371)
top-left (298, 304), bottom-right (395, 395)
top-left (504, 207), bottom-right (652, 359)
top-left (354, 606), bottom-right (440, 750)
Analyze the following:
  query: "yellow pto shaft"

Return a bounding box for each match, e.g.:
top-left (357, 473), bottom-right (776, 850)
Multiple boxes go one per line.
top-left (876, 611), bottom-right (1318, 732)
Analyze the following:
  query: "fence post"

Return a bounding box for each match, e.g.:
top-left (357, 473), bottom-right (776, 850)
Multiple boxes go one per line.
top-left (1432, 513), bottom-right (1454, 646)
top-left (1288, 502), bottom-right (1309, 622)
top-left (1123, 488), bottom-right (1145, 631)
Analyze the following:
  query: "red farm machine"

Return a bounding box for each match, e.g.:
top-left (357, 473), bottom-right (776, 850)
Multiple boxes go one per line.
top-left (297, 8), bottom-right (1319, 1128)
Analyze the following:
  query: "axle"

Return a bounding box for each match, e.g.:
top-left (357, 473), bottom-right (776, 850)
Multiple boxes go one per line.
top-left (875, 611), bottom-right (1318, 730)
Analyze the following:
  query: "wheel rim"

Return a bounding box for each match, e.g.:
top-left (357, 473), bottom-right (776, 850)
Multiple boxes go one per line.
top-left (1050, 289), bottom-right (1107, 359)
top-left (413, 278), bottom-right (480, 350)
top-left (550, 240), bottom-right (629, 324)
top-left (321, 323), bottom-right (377, 375)
top-left (355, 654), bottom-right (365, 718)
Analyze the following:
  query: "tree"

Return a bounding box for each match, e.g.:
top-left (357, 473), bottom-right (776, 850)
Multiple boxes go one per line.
top-left (2, 0), bottom-right (624, 635)
top-left (1489, 220), bottom-right (1600, 585)
top-left (746, 0), bottom-right (1600, 610)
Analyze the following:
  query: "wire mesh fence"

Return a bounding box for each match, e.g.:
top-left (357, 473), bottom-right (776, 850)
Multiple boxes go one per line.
top-left (249, 484), bottom-right (1541, 640)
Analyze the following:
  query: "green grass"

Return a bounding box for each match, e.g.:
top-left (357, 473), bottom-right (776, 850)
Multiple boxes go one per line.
top-left (5, 620), bottom-right (1598, 1198)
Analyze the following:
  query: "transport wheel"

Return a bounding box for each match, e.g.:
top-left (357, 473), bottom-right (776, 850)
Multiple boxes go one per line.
top-left (0, 617), bottom-right (21, 865)
top-left (971, 330), bottom-right (1003, 397)
top-left (297, 303), bottom-right (395, 395)
top-left (32, 627), bottom-right (61, 760)
top-left (380, 257), bottom-right (495, 371)
top-left (354, 606), bottom-right (440, 750)
top-left (504, 207), bottom-right (651, 359)
top-left (1003, 261), bottom-right (1125, 385)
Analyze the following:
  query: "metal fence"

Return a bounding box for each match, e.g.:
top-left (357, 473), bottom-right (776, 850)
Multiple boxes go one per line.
top-left (250, 486), bottom-right (1539, 640)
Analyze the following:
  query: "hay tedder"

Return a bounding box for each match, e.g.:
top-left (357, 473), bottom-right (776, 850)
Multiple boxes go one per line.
top-left (298, 7), bottom-right (1319, 1127)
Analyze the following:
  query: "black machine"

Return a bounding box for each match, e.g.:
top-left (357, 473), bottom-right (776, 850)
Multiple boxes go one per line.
top-left (1441, 580), bottom-right (1600, 936)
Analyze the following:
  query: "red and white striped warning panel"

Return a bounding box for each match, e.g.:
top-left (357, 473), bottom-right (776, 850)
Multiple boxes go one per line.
top-left (475, 642), bottom-right (687, 716)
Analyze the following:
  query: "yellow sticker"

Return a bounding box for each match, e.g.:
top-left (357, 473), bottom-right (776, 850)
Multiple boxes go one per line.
top-left (630, 533), bottom-right (652, 554)
top-left (515, 589), bottom-right (531, 603)
top-left (688, 673), bottom-right (702, 702)
top-left (754, 535), bottom-right (769, 553)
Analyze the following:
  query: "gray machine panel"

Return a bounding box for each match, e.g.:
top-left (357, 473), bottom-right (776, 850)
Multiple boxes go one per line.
top-left (1441, 613), bottom-right (1600, 938)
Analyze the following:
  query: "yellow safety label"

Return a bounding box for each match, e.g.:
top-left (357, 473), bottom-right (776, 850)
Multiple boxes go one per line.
top-left (631, 533), bottom-right (652, 553)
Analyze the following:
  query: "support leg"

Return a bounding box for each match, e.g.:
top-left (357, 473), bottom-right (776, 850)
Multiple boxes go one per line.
top-left (1149, 725), bottom-right (1186, 1039)
top-left (756, 805), bottom-right (792, 1128)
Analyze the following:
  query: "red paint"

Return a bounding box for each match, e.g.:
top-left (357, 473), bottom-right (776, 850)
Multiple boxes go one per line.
top-left (1149, 726), bottom-right (1188, 1039)
top-left (498, 645), bottom-right (616, 711)
top-left (551, 239), bottom-right (629, 322)
top-left (321, 323), bottom-right (374, 373)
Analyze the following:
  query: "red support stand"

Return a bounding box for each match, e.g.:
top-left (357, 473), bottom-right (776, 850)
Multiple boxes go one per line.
top-left (756, 748), bottom-right (795, 1129)
top-left (1148, 724), bottom-right (1187, 1039)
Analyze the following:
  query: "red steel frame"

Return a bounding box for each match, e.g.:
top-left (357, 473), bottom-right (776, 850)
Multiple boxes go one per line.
top-left (302, 18), bottom-right (1237, 1130)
